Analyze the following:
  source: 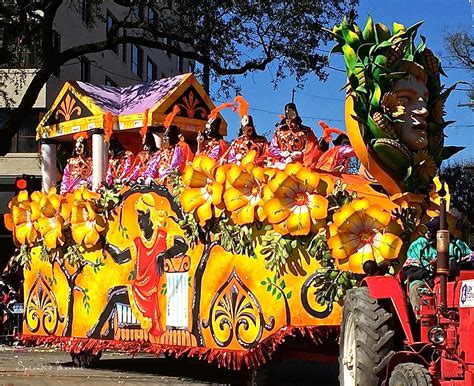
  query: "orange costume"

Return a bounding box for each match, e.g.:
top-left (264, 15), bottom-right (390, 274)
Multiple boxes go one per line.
top-left (130, 229), bottom-right (167, 336)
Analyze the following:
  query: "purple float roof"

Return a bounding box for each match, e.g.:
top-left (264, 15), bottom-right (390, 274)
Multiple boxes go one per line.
top-left (76, 74), bottom-right (187, 116)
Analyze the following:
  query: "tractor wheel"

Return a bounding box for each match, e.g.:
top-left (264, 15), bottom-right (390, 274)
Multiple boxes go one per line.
top-left (71, 350), bottom-right (102, 368)
top-left (339, 287), bottom-right (395, 386)
top-left (389, 363), bottom-right (433, 386)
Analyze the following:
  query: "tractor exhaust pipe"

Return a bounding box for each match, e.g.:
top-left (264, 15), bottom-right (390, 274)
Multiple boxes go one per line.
top-left (437, 185), bottom-right (449, 309)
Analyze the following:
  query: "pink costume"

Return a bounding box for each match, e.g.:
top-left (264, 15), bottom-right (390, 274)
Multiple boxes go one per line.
top-left (126, 151), bottom-right (151, 181)
top-left (106, 151), bottom-right (134, 185)
top-left (200, 139), bottom-right (227, 160)
top-left (158, 145), bottom-right (185, 180)
top-left (60, 156), bottom-right (93, 195)
top-left (142, 150), bottom-right (162, 180)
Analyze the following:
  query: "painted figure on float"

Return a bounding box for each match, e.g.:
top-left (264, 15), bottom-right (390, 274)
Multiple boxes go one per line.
top-left (60, 133), bottom-right (92, 194)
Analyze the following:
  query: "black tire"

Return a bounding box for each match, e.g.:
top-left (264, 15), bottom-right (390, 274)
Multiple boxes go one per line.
top-left (71, 350), bottom-right (102, 368)
top-left (339, 287), bottom-right (395, 386)
top-left (389, 363), bottom-right (433, 386)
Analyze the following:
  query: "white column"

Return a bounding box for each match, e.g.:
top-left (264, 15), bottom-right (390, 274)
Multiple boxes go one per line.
top-left (92, 131), bottom-right (105, 190)
top-left (41, 141), bottom-right (57, 193)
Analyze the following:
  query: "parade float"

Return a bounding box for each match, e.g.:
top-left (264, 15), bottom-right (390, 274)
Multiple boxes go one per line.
top-left (3, 16), bottom-right (465, 380)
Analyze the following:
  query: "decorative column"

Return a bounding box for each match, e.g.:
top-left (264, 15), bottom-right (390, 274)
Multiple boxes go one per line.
top-left (92, 129), bottom-right (105, 190)
top-left (41, 140), bottom-right (57, 193)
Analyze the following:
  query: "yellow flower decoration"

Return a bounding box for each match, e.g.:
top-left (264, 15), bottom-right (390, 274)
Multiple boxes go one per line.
top-left (35, 188), bottom-right (67, 249)
top-left (413, 150), bottom-right (437, 181)
top-left (380, 92), bottom-right (405, 118)
top-left (223, 162), bottom-right (266, 225)
top-left (5, 190), bottom-right (41, 246)
top-left (180, 155), bottom-right (225, 225)
top-left (328, 198), bottom-right (403, 274)
top-left (70, 186), bottom-right (106, 248)
top-left (263, 166), bottom-right (328, 236)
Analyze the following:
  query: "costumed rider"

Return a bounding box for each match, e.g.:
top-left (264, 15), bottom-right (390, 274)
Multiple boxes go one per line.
top-left (403, 217), bottom-right (472, 317)
top-left (313, 121), bottom-right (359, 174)
top-left (126, 131), bottom-right (158, 182)
top-left (60, 132), bottom-right (92, 194)
top-left (105, 136), bottom-right (133, 185)
top-left (221, 96), bottom-right (268, 165)
top-left (197, 102), bottom-right (232, 160)
top-left (156, 105), bottom-right (191, 182)
top-left (269, 103), bottom-right (320, 168)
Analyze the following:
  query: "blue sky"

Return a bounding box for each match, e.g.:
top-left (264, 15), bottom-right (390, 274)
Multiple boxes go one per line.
top-left (212, 0), bottom-right (473, 163)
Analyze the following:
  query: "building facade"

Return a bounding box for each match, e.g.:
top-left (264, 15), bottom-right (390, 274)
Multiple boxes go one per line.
top-left (0, 0), bottom-right (195, 265)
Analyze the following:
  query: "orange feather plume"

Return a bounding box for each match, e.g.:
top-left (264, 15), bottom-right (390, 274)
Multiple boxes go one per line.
top-left (233, 95), bottom-right (249, 118)
top-left (104, 112), bottom-right (113, 143)
top-left (140, 109), bottom-right (149, 139)
top-left (73, 131), bottom-right (90, 141)
top-left (163, 105), bottom-right (181, 129)
top-left (208, 102), bottom-right (236, 120)
top-left (318, 120), bottom-right (345, 142)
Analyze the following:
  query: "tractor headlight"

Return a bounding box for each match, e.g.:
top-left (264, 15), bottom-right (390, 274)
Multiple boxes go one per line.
top-left (428, 325), bottom-right (446, 345)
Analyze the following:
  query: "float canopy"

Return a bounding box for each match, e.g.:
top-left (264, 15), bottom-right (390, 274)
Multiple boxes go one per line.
top-left (36, 73), bottom-right (227, 141)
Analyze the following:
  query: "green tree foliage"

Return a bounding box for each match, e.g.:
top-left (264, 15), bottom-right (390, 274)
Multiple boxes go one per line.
top-left (440, 159), bottom-right (474, 223)
top-left (0, 0), bottom-right (358, 155)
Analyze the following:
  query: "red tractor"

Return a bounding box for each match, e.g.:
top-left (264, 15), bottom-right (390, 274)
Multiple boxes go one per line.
top-left (339, 200), bottom-right (474, 386)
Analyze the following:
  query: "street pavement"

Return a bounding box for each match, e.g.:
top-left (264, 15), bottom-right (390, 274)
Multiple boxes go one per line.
top-left (0, 344), bottom-right (339, 385)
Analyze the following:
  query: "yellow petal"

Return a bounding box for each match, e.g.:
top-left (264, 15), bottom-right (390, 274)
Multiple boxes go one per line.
top-left (180, 188), bottom-right (208, 212)
top-left (348, 244), bottom-right (375, 274)
top-left (210, 182), bottom-right (223, 206)
top-left (295, 167), bottom-right (320, 192)
top-left (351, 197), bottom-right (370, 212)
top-left (182, 168), bottom-right (207, 188)
top-left (232, 204), bottom-right (256, 225)
top-left (44, 230), bottom-right (59, 249)
top-left (310, 195), bottom-right (329, 220)
top-left (17, 190), bottom-right (29, 203)
top-left (4, 213), bottom-right (14, 231)
top-left (365, 205), bottom-right (391, 228)
top-left (196, 155), bottom-right (216, 178)
top-left (328, 233), bottom-right (360, 259)
top-left (372, 232), bottom-right (402, 260)
top-left (264, 198), bottom-right (291, 224)
top-left (196, 200), bottom-right (213, 226)
top-left (287, 206), bottom-right (311, 236)
top-left (224, 186), bottom-right (248, 211)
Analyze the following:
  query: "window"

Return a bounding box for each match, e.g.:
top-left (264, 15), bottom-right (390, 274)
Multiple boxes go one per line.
top-left (122, 30), bottom-right (127, 63)
top-left (146, 57), bottom-right (157, 81)
top-left (81, 0), bottom-right (92, 25)
top-left (105, 76), bottom-right (118, 87)
top-left (52, 31), bottom-right (61, 77)
top-left (132, 6), bottom-right (145, 22)
top-left (178, 56), bottom-right (184, 73)
top-left (3, 110), bottom-right (39, 153)
top-left (131, 44), bottom-right (143, 78)
top-left (106, 11), bottom-right (119, 55)
top-left (188, 60), bottom-right (195, 74)
top-left (147, 7), bottom-right (157, 26)
top-left (80, 56), bottom-right (90, 82)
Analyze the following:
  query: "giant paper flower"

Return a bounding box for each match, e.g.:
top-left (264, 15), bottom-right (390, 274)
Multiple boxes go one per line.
top-left (223, 161), bottom-right (266, 225)
top-left (263, 166), bottom-right (328, 236)
top-left (180, 155), bottom-right (225, 225)
top-left (4, 191), bottom-right (41, 246)
top-left (35, 188), bottom-right (68, 249)
top-left (70, 186), bottom-right (106, 248)
top-left (328, 198), bottom-right (403, 273)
